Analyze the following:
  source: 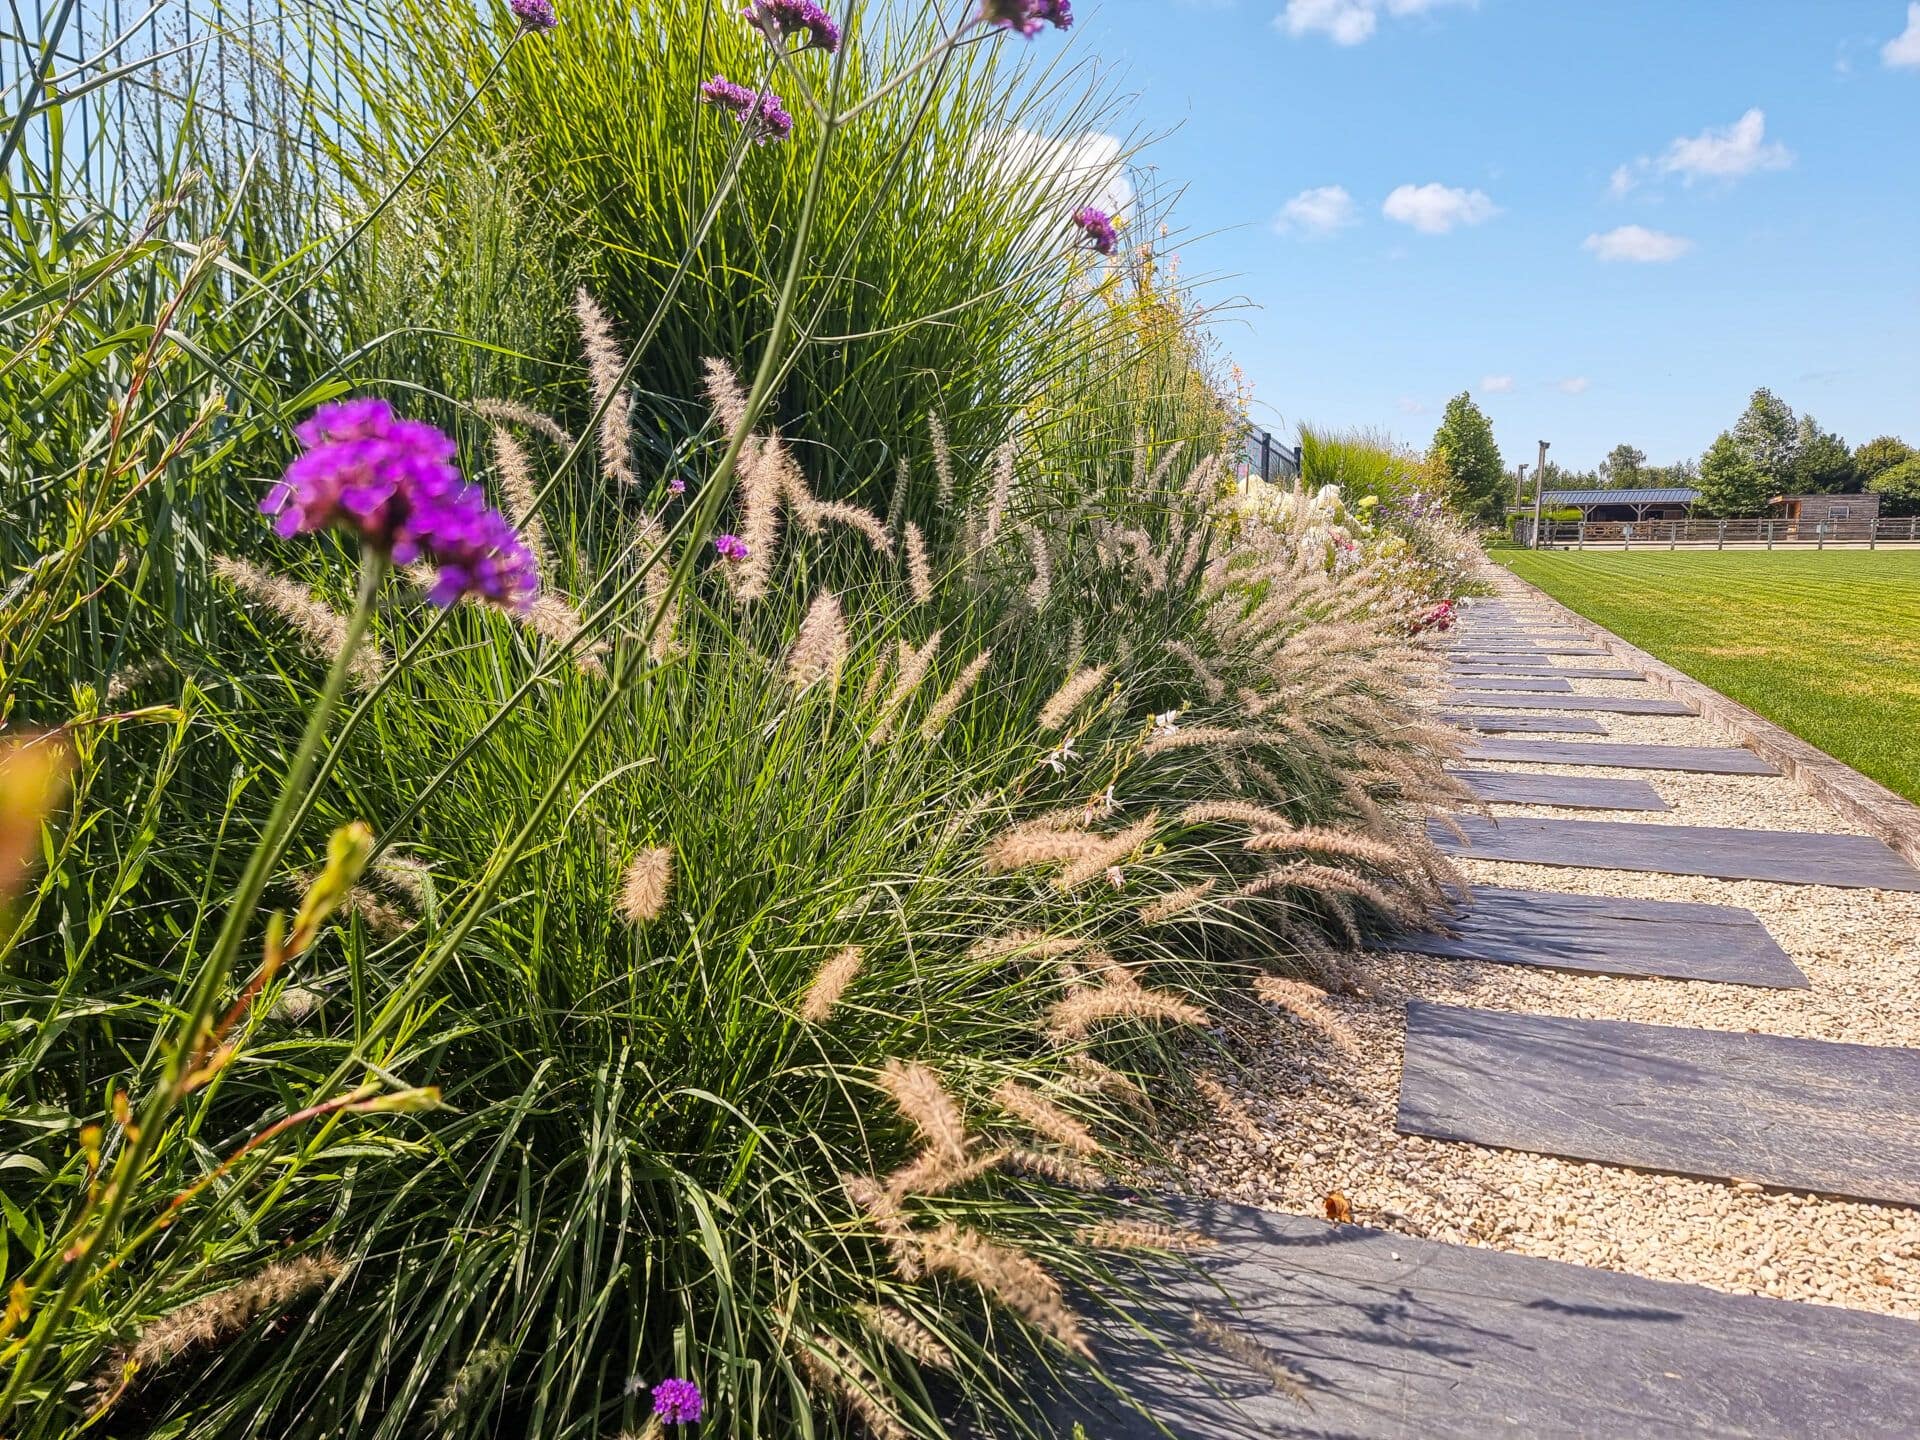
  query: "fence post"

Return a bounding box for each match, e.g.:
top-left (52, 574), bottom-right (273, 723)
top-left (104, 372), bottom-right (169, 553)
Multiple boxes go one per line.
top-left (1871, 519), bottom-right (1878, 550)
top-left (1716, 520), bottom-right (1726, 551)
top-left (1577, 522), bottom-right (1586, 549)
top-left (1669, 521), bottom-right (1678, 550)
top-left (1817, 522), bottom-right (1826, 551)
top-left (1766, 521), bottom-right (1774, 550)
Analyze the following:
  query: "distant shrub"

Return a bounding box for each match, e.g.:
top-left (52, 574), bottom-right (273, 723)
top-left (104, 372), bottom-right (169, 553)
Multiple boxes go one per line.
top-left (1867, 457), bottom-right (1920, 517)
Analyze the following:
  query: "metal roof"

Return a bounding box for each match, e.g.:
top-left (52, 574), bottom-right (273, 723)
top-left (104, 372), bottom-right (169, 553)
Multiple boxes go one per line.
top-left (1540, 487), bottom-right (1701, 506)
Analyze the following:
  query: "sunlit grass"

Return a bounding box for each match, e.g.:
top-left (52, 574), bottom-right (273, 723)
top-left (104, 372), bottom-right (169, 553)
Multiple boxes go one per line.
top-left (1499, 549), bottom-right (1920, 802)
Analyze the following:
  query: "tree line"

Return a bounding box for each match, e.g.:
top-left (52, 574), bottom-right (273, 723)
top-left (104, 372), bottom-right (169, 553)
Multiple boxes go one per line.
top-left (1422, 388), bottom-right (1919, 523)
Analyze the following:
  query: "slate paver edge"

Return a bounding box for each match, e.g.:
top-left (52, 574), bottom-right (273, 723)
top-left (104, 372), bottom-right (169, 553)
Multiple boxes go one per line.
top-left (1489, 570), bottom-right (1920, 870)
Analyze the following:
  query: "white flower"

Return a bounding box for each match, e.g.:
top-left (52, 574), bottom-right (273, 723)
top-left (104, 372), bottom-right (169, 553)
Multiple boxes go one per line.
top-left (1044, 735), bottom-right (1082, 774)
top-left (1105, 866), bottom-right (1126, 890)
top-left (1151, 710), bottom-right (1180, 738)
top-left (1082, 784), bottom-right (1120, 825)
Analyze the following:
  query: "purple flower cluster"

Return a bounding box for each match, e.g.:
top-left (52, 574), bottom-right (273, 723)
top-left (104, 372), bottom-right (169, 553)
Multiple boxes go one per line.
top-left (979, 0), bottom-right (1071, 37)
top-left (1073, 205), bottom-right (1117, 255)
top-left (651, 1377), bottom-right (704, 1424)
top-left (699, 76), bottom-right (794, 142)
top-left (263, 399), bottom-right (538, 610)
top-left (713, 534), bottom-right (750, 562)
top-left (744, 0), bottom-right (840, 52)
top-left (508, 0), bottom-right (557, 32)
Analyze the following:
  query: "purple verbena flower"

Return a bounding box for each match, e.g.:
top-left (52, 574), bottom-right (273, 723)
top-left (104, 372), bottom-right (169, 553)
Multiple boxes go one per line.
top-left (744, 0), bottom-right (840, 52)
top-left (714, 534), bottom-right (750, 562)
top-left (264, 398), bottom-right (538, 611)
top-left (668, 476), bottom-right (688, 496)
top-left (508, 0), bottom-right (558, 32)
top-left (979, 0), bottom-right (1071, 37)
top-left (651, 1377), bottom-right (704, 1425)
top-left (1073, 205), bottom-right (1117, 255)
top-left (699, 75), bottom-right (794, 142)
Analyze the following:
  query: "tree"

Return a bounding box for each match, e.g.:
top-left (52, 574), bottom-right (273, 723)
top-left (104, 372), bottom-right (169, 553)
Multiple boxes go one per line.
top-left (1867, 457), bottom-right (1920, 518)
top-left (1426, 392), bottom-right (1506, 523)
top-left (1790, 415), bottom-right (1855, 494)
top-left (1855, 435), bottom-right (1916, 487)
top-left (1599, 443), bottom-right (1647, 488)
top-left (1695, 430), bottom-right (1770, 517)
top-left (1643, 457), bottom-right (1699, 488)
top-left (1729, 387), bottom-right (1798, 493)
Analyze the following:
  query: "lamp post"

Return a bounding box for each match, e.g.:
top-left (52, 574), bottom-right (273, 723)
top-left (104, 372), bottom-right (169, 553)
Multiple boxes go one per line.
top-left (1530, 440), bottom-right (1550, 548)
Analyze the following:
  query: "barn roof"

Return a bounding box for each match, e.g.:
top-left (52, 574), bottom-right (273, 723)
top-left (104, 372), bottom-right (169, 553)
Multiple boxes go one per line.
top-left (1540, 487), bottom-right (1701, 506)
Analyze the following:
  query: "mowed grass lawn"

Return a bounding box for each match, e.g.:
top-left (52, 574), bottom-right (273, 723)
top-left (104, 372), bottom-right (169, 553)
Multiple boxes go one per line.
top-left (1498, 549), bottom-right (1920, 804)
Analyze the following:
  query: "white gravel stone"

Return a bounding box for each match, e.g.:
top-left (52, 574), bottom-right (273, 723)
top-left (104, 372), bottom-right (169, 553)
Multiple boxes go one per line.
top-left (1167, 573), bottom-right (1920, 1319)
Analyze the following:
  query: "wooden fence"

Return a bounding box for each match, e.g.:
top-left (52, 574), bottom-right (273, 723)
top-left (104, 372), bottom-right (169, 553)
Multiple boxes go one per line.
top-left (1525, 516), bottom-right (1920, 551)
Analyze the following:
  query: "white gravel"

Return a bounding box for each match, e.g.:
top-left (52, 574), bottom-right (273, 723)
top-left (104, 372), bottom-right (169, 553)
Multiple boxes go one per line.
top-left (1168, 572), bottom-right (1920, 1318)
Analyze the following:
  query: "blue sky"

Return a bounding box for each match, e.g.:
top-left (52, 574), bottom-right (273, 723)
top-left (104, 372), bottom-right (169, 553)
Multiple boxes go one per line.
top-left (1074, 0), bottom-right (1920, 469)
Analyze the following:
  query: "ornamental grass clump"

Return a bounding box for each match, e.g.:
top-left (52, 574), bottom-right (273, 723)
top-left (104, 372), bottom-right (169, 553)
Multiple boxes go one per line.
top-left (0, 0), bottom-right (1468, 1433)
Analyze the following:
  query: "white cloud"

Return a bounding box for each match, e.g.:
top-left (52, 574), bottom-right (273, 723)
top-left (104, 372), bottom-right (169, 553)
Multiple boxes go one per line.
top-left (1886, 3), bottom-right (1920, 67)
top-left (1658, 108), bottom-right (1791, 183)
top-left (1278, 0), bottom-right (1472, 45)
top-left (1382, 183), bottom-right (1498, 235)
top-left (1281, 0), bottom-right (1376, 43)
top-left (1396, 396), bottom-right (1429, 415)
top-left (1558, 377), bottom-right (1592, 396)
top-left (990, 129), bottom-right (1134, 238)
top-left (1481, 374), bottom-right (1515, 394)
top-left (1273, 185), bottom-right (1357, 237)
top-left (1583, 225), bottom-right (1694, 263)
top-left (1608, 164), bottom-right (1639, 199)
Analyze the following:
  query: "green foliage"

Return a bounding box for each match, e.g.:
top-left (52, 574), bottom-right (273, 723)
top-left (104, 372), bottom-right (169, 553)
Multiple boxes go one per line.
top-left (1694, 430), bottom-right (1770, 517)
top-left (1425, 392), bottom-right (1505, 523)
top-left (1790, 414), bottom-right (1855, 494)
top-left (1854, 434), bottom-right (1916, 486)
top-left (347, 0), bottom-right (1133, 508)
top-left (1866, 456), bottom-right (1920, 517)
top-left (1298, 424), bottom-right (1428, 503)
top-left (1729, 386), bottom-right (1798, 492)
top-left (1599, 443), bottom-right (1646, 487)
top-left (0, 4), bottom-right (1455, 1436)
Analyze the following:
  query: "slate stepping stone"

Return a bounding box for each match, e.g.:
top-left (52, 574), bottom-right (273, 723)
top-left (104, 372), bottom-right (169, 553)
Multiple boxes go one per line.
top-left (1462, 738), bottom-right (1777, 774)
top-left (1398, 1002), bottom-right (1920, 1206)
top-left (1381, 884), bottom-right (1806, 986)
top-left (1450, 646), bottom-right (1612, 657)
top-left (1441, 675), bottom-right (1573, 692)
top-left (1440, 712), bottom-right (1609, 735)
top-left (1429, 814), bottom-right (1920, 890)
top-left (1451, 664), bottom-right (1647, 681)
top-left (1443, 690), bottom-right (1695, 716)
top-left (1448, 768), bottom-right (1669, 810)
top-left (996, 1198), bottom-right (1920, 1439)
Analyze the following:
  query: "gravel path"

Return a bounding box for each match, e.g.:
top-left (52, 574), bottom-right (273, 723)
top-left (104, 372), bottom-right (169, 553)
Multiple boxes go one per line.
top-left (1168, 574), bottom-right (1920, 1318)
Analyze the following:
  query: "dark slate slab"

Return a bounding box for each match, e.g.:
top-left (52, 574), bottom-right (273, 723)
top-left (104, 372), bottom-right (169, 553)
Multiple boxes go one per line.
top-left (1398, 1002), bottom-right (1920, 1206)
top-left (1441, 675), bottom-right (1574, 692)
top-left (1454, 630), bottom-right (1588, 641)
top-left (1450, 664), bottom-right (1648, 681)
top-left (1450, 646), bottom-right (1612, 656)
top-left (1440, 712), bottom-right (1610, 735)
top-left (1381, 884), bottom-right (1807, 987)
top-left (1461, 738), bottom-right (1778, 774)
top-left (1448, 768), bottom-right (1670, 810)
top-left (992, 1198), bottom-right (1920, 1439)
top-left (1443, 690), bottom-right (1696, 715)
top-left (1428, 814), bottom-right (1920, 891)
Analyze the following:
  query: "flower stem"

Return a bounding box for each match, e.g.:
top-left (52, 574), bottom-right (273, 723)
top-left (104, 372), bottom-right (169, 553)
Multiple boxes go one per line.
top-left (0, 551), bottom-right (386, 1421)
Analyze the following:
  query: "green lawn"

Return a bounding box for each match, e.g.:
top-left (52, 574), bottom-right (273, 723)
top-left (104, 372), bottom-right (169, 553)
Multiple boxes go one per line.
top-left (1497, 549), bottom-right (1920, 803)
